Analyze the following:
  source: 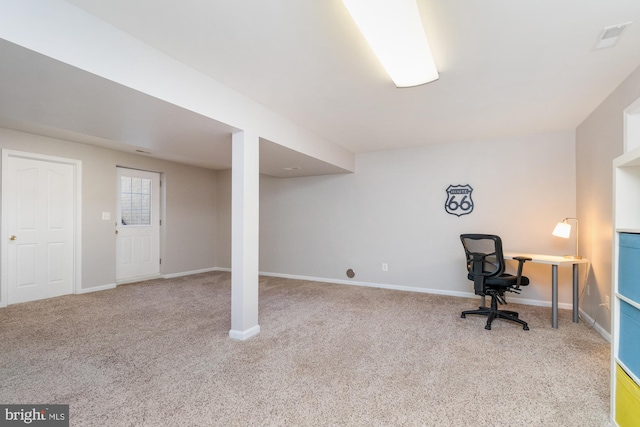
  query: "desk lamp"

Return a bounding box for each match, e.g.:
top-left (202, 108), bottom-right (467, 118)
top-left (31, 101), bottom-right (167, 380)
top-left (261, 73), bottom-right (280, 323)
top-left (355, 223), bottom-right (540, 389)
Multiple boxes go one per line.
top-left (552, 218), bottom-right (582, 259)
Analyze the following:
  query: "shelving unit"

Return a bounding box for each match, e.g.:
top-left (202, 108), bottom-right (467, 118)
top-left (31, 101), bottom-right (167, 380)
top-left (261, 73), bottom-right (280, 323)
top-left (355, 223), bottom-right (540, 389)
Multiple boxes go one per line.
top-left (611, 146), bottom-right (640, 426)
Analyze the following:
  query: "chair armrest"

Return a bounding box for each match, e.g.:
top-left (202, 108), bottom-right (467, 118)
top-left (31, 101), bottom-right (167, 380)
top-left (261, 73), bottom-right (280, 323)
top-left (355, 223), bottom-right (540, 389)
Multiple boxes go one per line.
top-left (513, 256), bottom-right (531, 288)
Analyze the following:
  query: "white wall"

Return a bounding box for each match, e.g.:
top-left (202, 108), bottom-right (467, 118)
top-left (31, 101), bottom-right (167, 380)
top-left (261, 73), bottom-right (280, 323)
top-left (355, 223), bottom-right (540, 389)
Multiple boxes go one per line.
top-left (1, 123), bottom-right (579, 310)
top-left (576, 64), bottom-right (640, 334)
top-left (0, 127), bottom-right (218, 290)
top-left (217, 130), bottom-right (579, 307)
top-left (216, 169), bottom-right (232, 269)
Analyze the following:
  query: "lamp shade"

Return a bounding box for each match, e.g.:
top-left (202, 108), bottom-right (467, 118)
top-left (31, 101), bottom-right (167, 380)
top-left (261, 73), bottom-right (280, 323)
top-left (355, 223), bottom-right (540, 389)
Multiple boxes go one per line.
top-left (552, 221), bottom-right (571, 238)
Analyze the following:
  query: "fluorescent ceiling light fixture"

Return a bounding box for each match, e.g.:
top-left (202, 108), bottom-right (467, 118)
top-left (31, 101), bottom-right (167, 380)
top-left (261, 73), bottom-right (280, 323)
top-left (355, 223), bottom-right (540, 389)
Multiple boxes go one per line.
top-left (342, 0), bottom-right (439, 87)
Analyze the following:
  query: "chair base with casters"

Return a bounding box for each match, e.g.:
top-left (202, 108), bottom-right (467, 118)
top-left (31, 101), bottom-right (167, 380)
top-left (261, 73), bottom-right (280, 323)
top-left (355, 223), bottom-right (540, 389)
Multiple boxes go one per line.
top-left (459, 234), bottom-right (531, 331)
top-left (461, 286), bottom-right (529, 330)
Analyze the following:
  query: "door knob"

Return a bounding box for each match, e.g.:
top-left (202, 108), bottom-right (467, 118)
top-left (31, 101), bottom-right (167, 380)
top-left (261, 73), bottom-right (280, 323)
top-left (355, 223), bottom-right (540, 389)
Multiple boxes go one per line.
top-left (9, 235), bottom-right (16, 240)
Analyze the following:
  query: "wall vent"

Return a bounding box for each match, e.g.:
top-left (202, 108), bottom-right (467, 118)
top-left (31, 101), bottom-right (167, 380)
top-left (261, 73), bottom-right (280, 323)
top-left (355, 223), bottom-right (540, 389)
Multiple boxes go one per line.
top-left (594, 22), bottom-right (632, 50)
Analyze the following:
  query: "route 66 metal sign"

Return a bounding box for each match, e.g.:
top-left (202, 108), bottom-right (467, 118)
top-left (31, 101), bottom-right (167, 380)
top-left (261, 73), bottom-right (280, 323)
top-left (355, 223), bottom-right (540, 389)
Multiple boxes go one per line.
top-left (445, 184), bottom-right (474, 217)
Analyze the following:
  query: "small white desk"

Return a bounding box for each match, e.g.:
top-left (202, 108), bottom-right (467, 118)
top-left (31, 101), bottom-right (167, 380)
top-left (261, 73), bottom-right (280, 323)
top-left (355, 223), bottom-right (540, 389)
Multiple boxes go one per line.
top-left (504, 252), bottom-right (589, 329)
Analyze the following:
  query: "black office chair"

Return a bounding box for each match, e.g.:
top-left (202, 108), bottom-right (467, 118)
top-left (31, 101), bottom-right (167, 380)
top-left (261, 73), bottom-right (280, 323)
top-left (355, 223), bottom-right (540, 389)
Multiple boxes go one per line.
top-left (460, 234), bottom-right (531, 330)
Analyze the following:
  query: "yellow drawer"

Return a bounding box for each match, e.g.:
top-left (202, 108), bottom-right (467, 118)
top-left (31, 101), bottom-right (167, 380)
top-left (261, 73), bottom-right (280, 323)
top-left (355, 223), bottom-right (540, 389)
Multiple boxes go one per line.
top-left (616, 364), bottom-right (640, 427)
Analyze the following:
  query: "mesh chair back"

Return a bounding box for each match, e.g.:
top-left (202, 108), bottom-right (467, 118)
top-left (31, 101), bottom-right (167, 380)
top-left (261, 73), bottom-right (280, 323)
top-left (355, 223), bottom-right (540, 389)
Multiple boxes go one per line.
top-left (460, 234), bottom-right (506, 281)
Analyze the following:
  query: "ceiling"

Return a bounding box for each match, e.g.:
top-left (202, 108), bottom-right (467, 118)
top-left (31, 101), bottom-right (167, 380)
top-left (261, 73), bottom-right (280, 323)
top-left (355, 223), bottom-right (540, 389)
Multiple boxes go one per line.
top-left (0, 38), bottom-right (346, 177)
top-left (2, 0), bottom-right (640, 175)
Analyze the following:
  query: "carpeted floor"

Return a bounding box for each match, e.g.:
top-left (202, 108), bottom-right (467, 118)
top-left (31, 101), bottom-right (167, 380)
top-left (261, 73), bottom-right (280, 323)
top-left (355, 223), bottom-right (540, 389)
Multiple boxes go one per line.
top-left (0, 272), bottom-right (611, 426)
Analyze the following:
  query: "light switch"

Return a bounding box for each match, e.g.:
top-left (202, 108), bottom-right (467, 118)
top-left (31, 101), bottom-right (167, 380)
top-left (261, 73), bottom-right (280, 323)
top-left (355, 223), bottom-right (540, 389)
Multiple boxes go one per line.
top-left (102, 212), bottom-right (111, 220)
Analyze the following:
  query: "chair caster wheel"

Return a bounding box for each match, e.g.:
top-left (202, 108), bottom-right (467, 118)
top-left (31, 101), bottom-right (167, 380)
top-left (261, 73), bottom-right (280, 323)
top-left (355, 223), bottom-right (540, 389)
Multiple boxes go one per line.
top-left (523, 326), bottom-right (529, 331)
top-left (461, 314), bottom-right (466, 318)
top-left (485, 325), bottom-right (491, 330)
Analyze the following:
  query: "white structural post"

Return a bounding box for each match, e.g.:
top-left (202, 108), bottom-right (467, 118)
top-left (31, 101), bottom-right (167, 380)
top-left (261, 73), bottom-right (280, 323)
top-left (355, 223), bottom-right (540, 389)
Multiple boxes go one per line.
top-left (229, 130), bottom-right (260, 340)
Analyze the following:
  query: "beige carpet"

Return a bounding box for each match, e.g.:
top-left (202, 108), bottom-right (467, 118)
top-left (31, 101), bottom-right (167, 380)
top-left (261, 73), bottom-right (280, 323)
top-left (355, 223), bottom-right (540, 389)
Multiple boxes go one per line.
top-left (0, 272), bottom-right (611, 426)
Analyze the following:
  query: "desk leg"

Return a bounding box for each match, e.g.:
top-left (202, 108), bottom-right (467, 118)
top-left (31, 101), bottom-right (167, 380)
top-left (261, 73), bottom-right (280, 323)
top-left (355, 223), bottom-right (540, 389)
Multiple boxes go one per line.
top-left (573, 264), bottom-right (579, 323)
top-left (552, 264), bottom-right (558, 329)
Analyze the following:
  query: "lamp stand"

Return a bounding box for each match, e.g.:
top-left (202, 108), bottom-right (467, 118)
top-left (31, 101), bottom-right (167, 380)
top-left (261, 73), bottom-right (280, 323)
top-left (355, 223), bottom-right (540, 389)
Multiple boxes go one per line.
top-left (563, 218), bottom-right (581, 259)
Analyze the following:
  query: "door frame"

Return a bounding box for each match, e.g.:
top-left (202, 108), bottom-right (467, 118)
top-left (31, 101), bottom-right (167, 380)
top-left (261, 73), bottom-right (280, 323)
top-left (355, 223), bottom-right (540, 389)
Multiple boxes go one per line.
top-left (1, 149), bottom-right (82, 307)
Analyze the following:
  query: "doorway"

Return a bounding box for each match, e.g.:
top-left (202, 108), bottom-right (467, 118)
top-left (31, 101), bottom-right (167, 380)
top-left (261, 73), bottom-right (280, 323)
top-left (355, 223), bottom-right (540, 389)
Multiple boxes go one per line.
top-left (1, 150), bottom-right (81, 306)
top-left (115, 167), bottom-right (161, 284)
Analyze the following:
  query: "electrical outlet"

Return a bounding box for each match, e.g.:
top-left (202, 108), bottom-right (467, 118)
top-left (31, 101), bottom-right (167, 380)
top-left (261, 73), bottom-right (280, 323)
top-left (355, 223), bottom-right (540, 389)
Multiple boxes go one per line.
top-left (605, 295), bottom-right (610, 309)
top-left (382, 263), bottom-right (388, 272)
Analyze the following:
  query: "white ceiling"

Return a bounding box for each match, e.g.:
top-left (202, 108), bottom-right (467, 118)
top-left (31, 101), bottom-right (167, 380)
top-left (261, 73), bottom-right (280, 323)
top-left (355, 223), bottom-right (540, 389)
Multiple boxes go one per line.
top-left (0, 38), bottom-right (348, 177)
top-left (0, 38), bottom-right (235, 169)
top-left (2, 0), bottom-right (640, 175)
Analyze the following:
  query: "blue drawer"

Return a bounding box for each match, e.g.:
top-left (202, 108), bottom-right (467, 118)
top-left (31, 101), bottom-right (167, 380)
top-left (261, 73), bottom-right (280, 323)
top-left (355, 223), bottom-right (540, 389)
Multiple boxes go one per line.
top-left (619, 233), bottom-right (640, 302)
top-left (620, 300), bottom-right (640, 377)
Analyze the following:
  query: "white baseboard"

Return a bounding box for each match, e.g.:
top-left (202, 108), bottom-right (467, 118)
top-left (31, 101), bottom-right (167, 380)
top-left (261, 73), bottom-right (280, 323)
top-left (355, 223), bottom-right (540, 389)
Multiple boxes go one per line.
top-left (508, 297), bottom-right (573, 310)
top-left (72, 267), bottom-right (224, 296)
top-left (259, 271), bottom-right (475, 298)
top-left (579, 308), bottom-right (611, 342)
top-left (162, 267), bottom-right (221, 279)
top-left (77, 283), bottom-right (116, 294)
top-left (116, 273), bottom-right (162, 285)
top-left (258, 270), bottom-right (572, 309)
top-left (70, 268), bottom-right (223, 296)
top-left (229, 325), bottom-right (260, 341)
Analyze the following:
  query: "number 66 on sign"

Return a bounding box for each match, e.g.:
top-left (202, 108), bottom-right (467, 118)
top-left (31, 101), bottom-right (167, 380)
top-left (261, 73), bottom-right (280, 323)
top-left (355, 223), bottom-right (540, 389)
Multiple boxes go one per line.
top-left (445, 184), bottom-right (474, 217)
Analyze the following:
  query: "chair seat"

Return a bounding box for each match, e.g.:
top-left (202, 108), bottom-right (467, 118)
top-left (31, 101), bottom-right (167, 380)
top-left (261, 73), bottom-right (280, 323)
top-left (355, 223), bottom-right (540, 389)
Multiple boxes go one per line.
top-left (467, 273), bottom-right (530, 288)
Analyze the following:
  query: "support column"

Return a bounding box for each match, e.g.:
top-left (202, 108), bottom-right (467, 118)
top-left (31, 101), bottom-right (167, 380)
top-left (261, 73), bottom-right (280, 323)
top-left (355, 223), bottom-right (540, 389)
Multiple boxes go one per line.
top-left (229, 130), bottom-right (260, 340)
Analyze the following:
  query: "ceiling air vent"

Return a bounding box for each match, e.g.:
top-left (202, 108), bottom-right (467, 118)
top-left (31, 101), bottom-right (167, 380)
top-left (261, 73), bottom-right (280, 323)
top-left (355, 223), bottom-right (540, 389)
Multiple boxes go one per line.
top-left (594, 22), bottom-right (632, 50)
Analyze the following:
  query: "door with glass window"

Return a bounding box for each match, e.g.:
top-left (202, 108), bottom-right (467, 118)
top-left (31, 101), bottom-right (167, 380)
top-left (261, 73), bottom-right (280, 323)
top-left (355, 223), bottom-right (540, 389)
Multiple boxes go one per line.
top-left (116, 167), bottom-right (160, 283)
